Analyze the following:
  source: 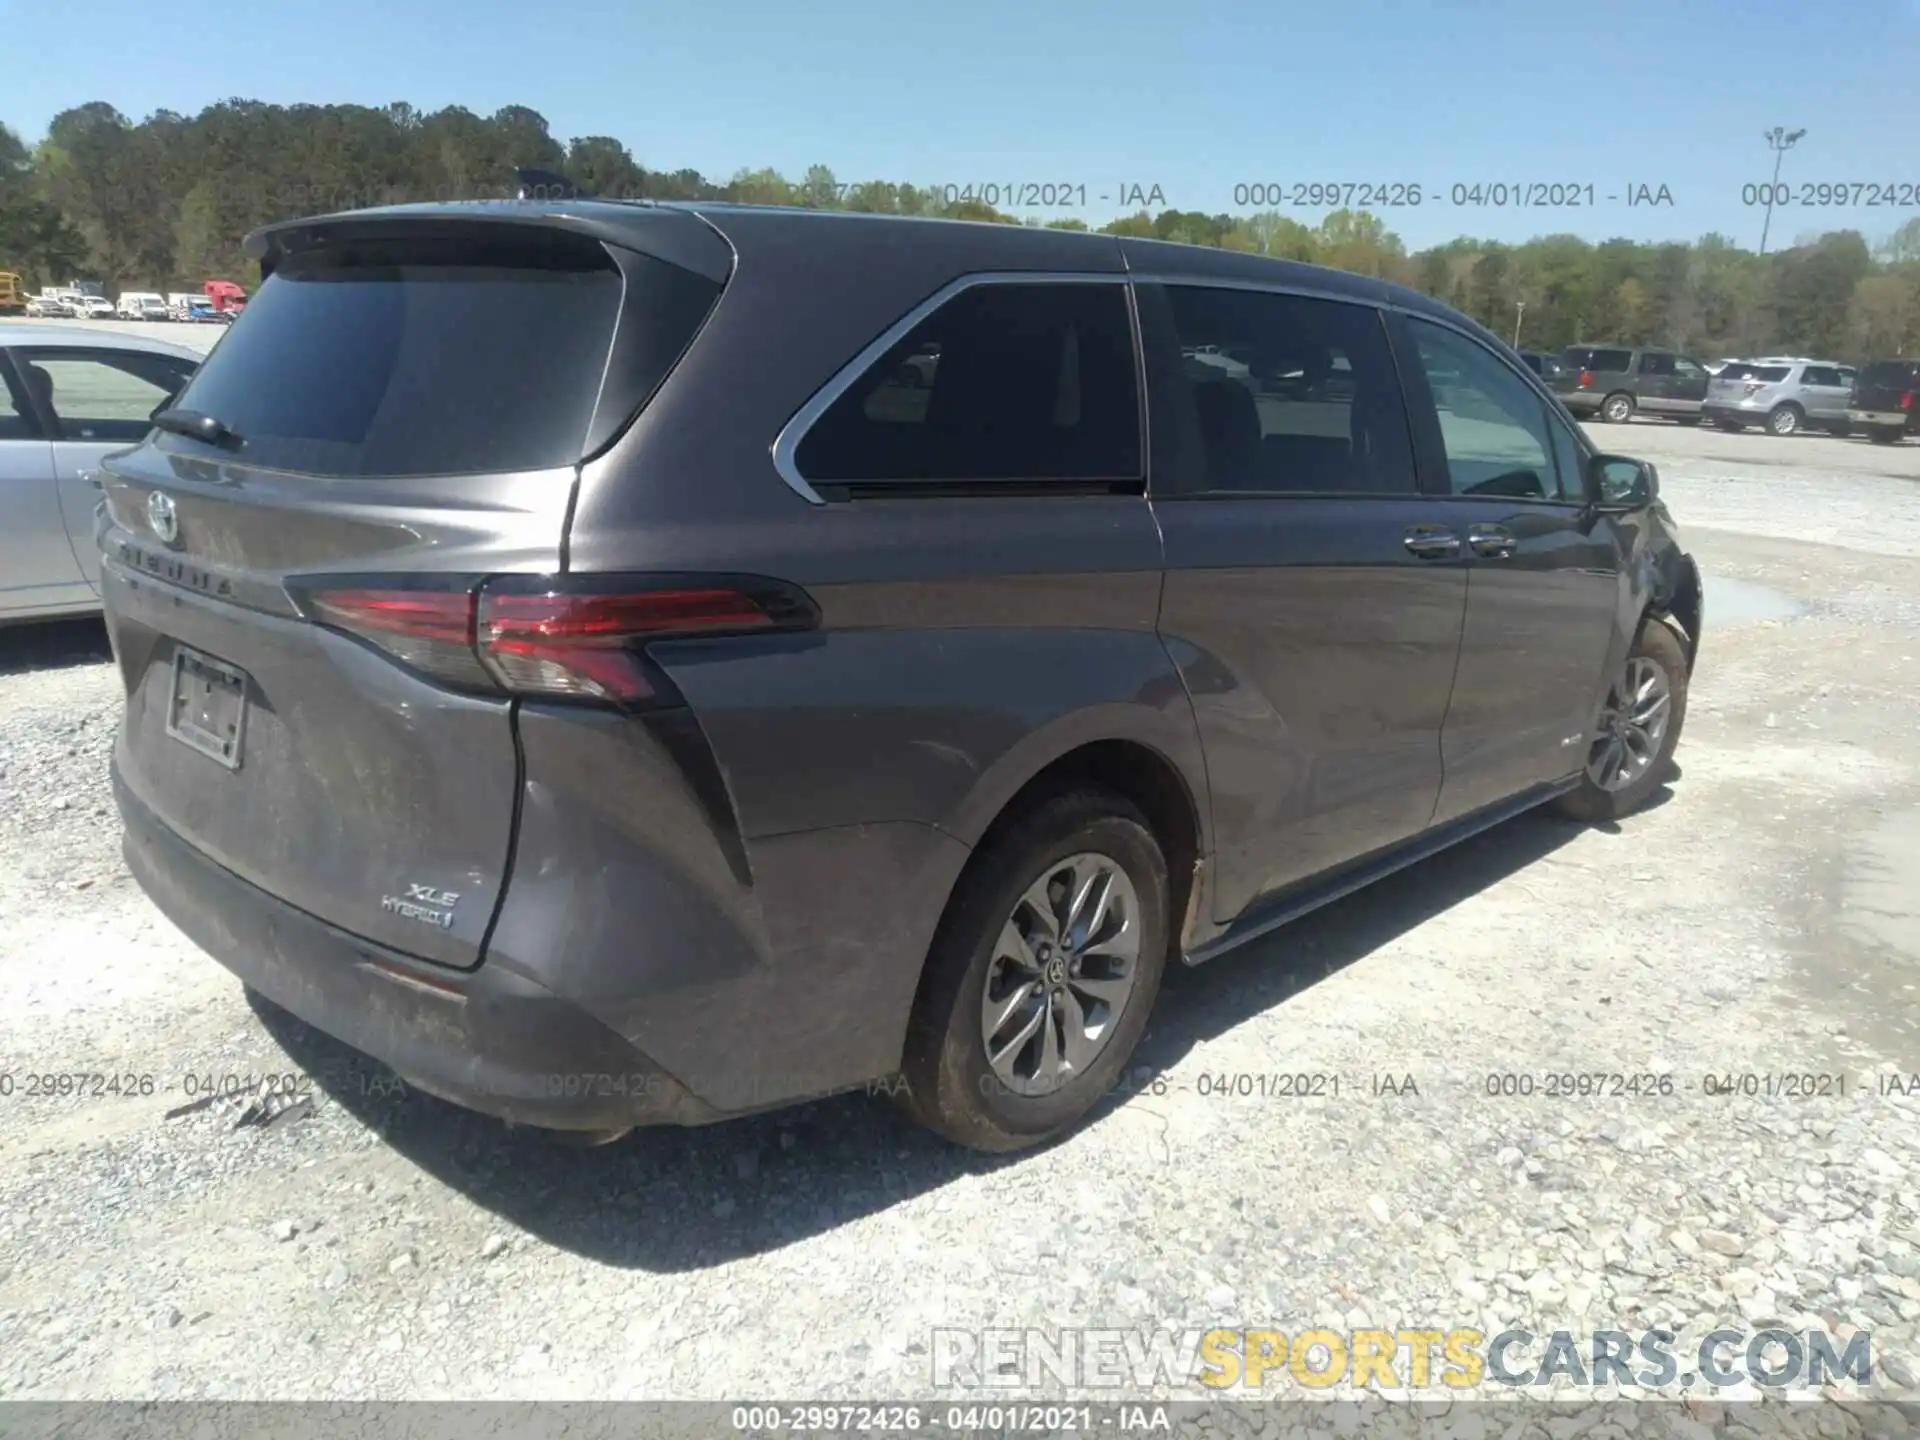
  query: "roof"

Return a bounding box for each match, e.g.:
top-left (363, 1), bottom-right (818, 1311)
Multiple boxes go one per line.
top-left (0, 322), bottom-right (205, 361)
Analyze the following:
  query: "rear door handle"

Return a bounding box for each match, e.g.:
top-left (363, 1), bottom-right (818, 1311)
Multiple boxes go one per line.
top-left (1403, 526), bottom-right (1461, 559)
top-left (1468, 525), bottom-right (1517, 559)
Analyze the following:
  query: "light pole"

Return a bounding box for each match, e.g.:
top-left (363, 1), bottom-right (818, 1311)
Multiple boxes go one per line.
top-left (1512, 301), bottom-right (1526, 349)
top-left (1758, 127), bottom-right (1805, 255)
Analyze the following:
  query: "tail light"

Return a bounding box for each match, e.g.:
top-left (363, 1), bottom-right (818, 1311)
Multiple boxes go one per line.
top-left (1578, 369), bottom-right (1594, 389)
top-left (290, 573), bottom-right (818, 706)
top-left (1902, 391), bottom-right (1914, 411)
top-left (1744, 381), bottom-right (1764, 396)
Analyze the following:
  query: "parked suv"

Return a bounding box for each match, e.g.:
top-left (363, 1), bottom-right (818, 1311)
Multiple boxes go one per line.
top-left (1555, 345), bottom-right (1712, 424)
top-left (1705, 359), bottom-right (1858, 436)
top-left (100, 203), bottom-right (1702, 1152)
top-left (1849, 359), bottom-right (1920, 445)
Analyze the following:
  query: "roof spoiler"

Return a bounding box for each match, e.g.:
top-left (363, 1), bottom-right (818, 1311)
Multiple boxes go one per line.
top-left (243, 203), bottom-right (734, 285)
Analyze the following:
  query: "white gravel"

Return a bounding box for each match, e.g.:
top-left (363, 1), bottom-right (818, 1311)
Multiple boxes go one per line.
top-left (1, 379), bottom-right (1918, 1432)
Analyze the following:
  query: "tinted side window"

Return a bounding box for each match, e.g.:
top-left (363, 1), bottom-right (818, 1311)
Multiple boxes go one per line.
top-left (1673, 357), bottom-right (1707, 379)
top-left (793, 282), bottom-right (1140, 484)
top-left (1567, 347), bottom-right (1633, 373)
top-left (1639, 353), bottom-right (1675, 377)
top-left (17, 349), bottom-right (196, 443)
top-left (1406, 319), bottom-right (1567, 501)
top-left (1802, 365), bottom-right (1840, 387)
top-left (1157, 286), bottom-right (1415, 496)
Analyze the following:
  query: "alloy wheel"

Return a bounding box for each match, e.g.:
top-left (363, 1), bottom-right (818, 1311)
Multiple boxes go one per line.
top-left (979, 852), bottom-right (1141, 1097)
top-left (1586, 655), bottom-right (1673, 792)
top-left (1770, 407), bottom-right (1799, 436)
top-left (1603, 395), bottom-right (1633, 423)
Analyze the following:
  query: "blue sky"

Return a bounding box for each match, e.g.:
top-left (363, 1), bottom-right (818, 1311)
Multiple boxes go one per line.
top-left (5, 0), bottom-right (1917, 251)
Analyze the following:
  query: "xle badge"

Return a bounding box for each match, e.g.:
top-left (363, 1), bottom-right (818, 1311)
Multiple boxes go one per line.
top-left (380, 882), bottom-right (461, 931)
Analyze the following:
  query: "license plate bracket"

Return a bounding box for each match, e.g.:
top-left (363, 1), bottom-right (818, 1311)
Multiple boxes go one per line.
top-left (166, 646), bottom-right (249, 770)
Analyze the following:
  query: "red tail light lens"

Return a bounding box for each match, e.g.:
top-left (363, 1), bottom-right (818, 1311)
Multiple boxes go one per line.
top-left (1578, 369), bottom-right (1594, 388)
top-left (1901, 391), bottom-right (1914, 411)
top-left (293, 574), bottom-right (817, 705)
top-left (301, 586), bottom-right (493, 689)
top-left (478, 588), bottom-right (781, 702)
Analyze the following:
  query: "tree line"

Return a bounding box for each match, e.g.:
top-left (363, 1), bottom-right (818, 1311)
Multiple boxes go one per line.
top-left (4, 99), bottom-right (1919, 360)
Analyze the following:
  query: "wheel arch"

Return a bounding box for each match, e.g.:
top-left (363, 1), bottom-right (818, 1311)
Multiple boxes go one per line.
top-left (938, 719), bottom-right (1211, 968)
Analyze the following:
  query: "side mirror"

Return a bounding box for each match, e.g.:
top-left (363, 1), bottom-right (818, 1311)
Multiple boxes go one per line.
top-left (1591, 455), bottom-right (1659, 509)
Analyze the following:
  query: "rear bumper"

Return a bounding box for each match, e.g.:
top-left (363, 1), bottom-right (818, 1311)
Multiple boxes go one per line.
top-left (1703, 403), bottom-right (1764, 424)
top-left (1557, 391), bottom-right (1603, 415)
top-left (115, 762), bottom-right (722, 1130)
top-left (1850, 409), bottom-right (1911, 428)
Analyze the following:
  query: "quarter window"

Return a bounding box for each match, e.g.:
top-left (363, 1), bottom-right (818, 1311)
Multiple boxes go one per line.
top-left (792, 281), bottom-right (1141, 484)
top-left (1406, 319), bottom-right (1569, 501)
top-left (1158, 285), bottom-right (1416, 495)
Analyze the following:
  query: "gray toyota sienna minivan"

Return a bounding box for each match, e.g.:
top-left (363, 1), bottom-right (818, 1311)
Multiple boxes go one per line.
top-left (100, 201), bottom-right (1702, 1151)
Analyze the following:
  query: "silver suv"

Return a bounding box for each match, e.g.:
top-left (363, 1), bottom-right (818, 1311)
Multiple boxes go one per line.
top-left (1704, 357), bottom-right (1857, 436)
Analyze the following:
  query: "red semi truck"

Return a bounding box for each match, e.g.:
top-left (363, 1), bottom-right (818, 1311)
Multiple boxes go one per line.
top-left (203, 279), bottom-right (248, 314)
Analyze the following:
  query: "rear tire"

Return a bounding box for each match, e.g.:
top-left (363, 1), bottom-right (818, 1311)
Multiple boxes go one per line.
top-left (1869, 427), bottom-right (1905, 446)
top-left (1600, 393), bottom-right (1635, 424)
top-left (898, 789), bottom-right (1170, 1152)
top-left (1555, 620), bottom-right (1689, 824)
top-left (1767, 404), bottom-right (1802, 437)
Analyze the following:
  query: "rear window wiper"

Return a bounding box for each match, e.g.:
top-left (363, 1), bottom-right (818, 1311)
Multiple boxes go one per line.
top-left (152, 407), bottom-right (243, 448)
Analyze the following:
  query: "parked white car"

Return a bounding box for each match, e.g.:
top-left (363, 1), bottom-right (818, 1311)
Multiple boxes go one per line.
top-left (73, 296), bottom-right (117, 319)
top-left (0, 325), bottom-right (202, 620)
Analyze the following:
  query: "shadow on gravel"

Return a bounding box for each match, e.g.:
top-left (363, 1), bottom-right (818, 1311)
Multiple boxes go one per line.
top-left (0, 616), bottom-right (112, 675)
top-left (249, 783), bottom-right (1672, 1273)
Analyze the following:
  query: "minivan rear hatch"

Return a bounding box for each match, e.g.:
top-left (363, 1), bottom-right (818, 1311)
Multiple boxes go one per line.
top-left (101, 205), bottom-right (730, 968)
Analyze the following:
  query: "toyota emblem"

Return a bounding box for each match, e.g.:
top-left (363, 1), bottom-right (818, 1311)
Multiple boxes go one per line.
top-left (147, 490), bottom-right (179, 546)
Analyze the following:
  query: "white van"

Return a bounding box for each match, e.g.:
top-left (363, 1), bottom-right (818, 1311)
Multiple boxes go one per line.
top-left (118, 290), bottom-right (166, 319)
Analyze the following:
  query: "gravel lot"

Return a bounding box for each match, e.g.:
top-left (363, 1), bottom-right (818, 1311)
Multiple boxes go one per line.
top-left (2, 325), bottom-right (1919, 1430)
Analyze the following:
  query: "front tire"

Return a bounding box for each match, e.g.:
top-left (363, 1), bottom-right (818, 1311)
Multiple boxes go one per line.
top-left (1601, 393), bottom-right (1635, 424)
top-left (898, 789), bottom-right (1170, 1152)
top-left (1556, 620), bottom-right (1689, 823)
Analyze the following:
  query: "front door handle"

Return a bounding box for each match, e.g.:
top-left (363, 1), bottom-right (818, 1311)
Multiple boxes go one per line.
top-left (1468, 525), bottom-right (1517, 559)
top-left (1403, 525), bottom-right (1461, 559)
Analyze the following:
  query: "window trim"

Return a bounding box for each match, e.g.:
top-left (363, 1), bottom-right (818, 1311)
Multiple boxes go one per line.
top-left (1392, 310), bottom-right (1592, 508)
top-left (769, 270), bottom-right (1139, 505)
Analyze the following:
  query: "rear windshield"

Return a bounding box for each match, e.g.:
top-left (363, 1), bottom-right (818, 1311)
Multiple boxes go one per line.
top-left (1564, 347), bottom-right (1632, 372)
top-left (1861, 361), bottom-right (1919, 388)
top-left (166, 231), bottom-right (716, 477)
top-left (1721, 364), bottom-right (1791, 383)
